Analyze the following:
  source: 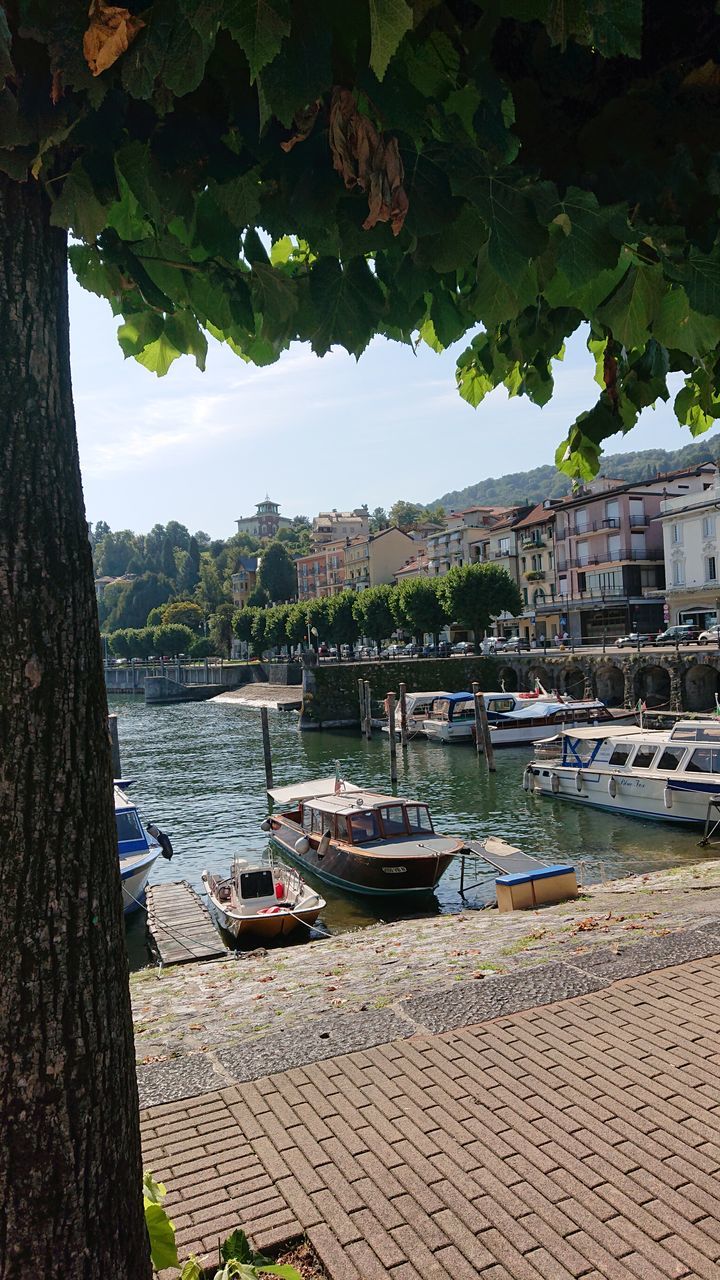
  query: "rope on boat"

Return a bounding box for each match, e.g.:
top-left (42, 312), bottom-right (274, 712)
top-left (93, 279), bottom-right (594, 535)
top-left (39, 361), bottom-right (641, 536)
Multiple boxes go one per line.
top-left (124, 887), bottom-right (225, 964)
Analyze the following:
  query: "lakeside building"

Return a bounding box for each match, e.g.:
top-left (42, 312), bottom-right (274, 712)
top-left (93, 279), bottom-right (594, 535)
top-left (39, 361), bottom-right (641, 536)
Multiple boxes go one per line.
top-left (312, 508), bottom-right (369, 544)
top-left (393, 552), bottom-right (429, 582)
top-left (426, 506), bottom-right (517, 577)
top-left (512, 502), bottom-right (563, 642)
top-left (230, 556), bottom-right (259, 608)
top-left (538, 465), bottom-right (717, 643)
top-left (659, 473), bottom-right (720, 628)
top-left (296, 539), bottom-right (347, 601)
top-left (345, 527), bottom-right (416, 589)
top-left (235, 497), bottom-right (292, 539)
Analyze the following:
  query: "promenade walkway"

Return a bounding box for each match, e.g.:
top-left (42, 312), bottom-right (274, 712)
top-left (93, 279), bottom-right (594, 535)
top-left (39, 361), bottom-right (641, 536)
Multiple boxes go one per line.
top-left (141, 928), bottom-right (720, 1278)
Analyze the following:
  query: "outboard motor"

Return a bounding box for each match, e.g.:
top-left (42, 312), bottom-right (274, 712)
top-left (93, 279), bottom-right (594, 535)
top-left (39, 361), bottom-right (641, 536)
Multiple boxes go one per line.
top-left (147, 823), bottom-right (174, 860)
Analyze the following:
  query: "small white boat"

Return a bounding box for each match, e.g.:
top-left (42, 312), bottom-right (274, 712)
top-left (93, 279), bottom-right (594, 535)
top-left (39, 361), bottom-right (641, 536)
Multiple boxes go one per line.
top-left (381, 690), bottom-right (450, 738)
top-left (115, 783), bottom-right (172, 913)
top-left (525, 718), bottom-right (720, 825)
top-left (202, 857), bottom-right (325, 941)
top-left (423, 689), bottom-right (617, 746)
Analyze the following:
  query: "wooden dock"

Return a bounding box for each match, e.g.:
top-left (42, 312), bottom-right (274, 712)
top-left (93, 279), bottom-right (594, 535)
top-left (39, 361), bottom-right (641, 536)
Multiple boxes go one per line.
top-left (465, 836), bottom-right (546, 876)
top-left (145, 880), bottom-right (226, 966)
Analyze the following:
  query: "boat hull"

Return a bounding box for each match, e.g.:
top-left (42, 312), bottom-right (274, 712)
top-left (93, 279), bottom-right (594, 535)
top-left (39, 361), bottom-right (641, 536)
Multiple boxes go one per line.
top-left (269, 815), bottom-right (458, 896)
top-left (527, 764), bottom-right (715, 826)
top-left (213, 903), bottom-right (322, 941)
top-left (120, 849), bottom-right (160, 913)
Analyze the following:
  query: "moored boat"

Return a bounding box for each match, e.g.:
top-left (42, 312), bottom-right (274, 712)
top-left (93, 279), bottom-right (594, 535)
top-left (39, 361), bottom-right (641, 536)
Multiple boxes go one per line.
top-left (525, 719), bottom-right (720, 825)
top-left (202, 857), bottom-right (325, 941)
top-left (381, 691), bottom-right (451, 738)
top-left (115, 783), bottom-right (173, 913)
top-left (265, 776), bottom-right (463, 896)
top-left (423, 689), bottom-right (618, 746)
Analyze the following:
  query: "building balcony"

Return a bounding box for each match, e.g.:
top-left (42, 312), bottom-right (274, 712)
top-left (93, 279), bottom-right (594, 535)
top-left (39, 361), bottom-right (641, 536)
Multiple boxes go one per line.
top-left (521, 536), bottom-right (545, 549)
top-left (571, 548), bottom-right (655, 568)
top-left (525, 570), bottom-right (546, 581)
top-left (629, 514), bottom-right (648, 527)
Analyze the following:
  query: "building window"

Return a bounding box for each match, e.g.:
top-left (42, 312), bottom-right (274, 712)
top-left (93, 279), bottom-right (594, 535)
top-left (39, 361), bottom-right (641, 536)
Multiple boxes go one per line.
top-left (706, 556), bottom-right (717, 583)
top-left (703, 515), bottom-right (716, 539)
top-left (671, 523), bottom-right (682, 545)
top-left (498, 537), bottom-right (510, 554)
top-left (673, 561), bottom-right (685, 586)
top-left (522, 587), bottom-right (528, 604)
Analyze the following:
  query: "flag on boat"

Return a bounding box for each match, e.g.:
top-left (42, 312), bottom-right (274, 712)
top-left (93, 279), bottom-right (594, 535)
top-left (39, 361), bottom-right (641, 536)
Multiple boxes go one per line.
top-left (636, 698), bottom-right (647, 712)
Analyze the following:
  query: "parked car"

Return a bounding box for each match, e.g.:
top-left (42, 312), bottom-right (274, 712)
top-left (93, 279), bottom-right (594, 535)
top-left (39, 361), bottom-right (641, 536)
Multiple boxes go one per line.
top-left (451, 641), bottom-right (474, 655)
top-left (436, 641), bottom-right (452, 657)
top-left (699, 626), bottom-right (720, 644)
top-left (381, 643), bottom-right (405, 658)
top-left (615, 633), bottom-right (654, 648)
top-left (356, 645), bottom-right (376, 659)
top-left (503, 635), bottom-right (531, 652)
top-left (655, 625), bottom-right (702, 645)
top-left (400, 642), bottom-right (421, 657)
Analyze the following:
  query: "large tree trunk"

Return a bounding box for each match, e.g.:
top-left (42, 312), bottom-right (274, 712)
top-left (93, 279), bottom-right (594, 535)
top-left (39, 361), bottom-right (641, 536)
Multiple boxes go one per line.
top-left (0, 174), bottom-right (152, 1277)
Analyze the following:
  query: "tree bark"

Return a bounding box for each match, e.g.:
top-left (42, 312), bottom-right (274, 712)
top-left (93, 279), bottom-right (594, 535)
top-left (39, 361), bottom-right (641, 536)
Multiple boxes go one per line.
top-left (0, 173), bottom-right (152, 1277)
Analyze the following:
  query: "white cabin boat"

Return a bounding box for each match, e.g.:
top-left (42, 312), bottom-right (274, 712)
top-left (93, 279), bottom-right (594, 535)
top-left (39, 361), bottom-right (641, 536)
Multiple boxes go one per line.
top-left (202, 857), bottom-right (325, 941)
top-left (381, 691), bottom-right (450, 738)
top-left (525, 719), bottom-right (720, 825)
top-left (423, 690), bottom-right (617, 746)
top-left (115, 783), bottom-right (171, 913)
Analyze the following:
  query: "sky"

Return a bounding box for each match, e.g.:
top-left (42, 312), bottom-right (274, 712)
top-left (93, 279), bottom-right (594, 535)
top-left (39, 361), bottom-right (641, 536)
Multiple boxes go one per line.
top-left (71, 276), bottom-right (696, 541)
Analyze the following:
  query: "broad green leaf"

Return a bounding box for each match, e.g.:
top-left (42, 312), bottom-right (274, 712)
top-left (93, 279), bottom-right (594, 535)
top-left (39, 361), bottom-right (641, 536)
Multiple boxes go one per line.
top-left (257, 1266), bottom-right (304, 1279)
top-left (456, 359), bottom-right (494, 408)
top-left (460, 174), bottom-right (547, 287)
top-left (223, 0), bottom-right (291, 81)
top-left (135, 330), bottom-right (184, 376)
top-left (259, 22), bottom-right (331, 127)
top-left (106, 170), bottom-right (153, 241)
top-left (444, 85), bottom-right (482, 140)
top-left (652, 286), bottom-right (720, 357)
top-left (115, 142), bottom-right (163, 227)
top-left (251, 261), bottom-right (299, 341)
top-left (308, 256), bottom-right (383, 356)
top-left (144, 1201), bottom-right (179, 1271)
top-left (370, 0), bottom-right (413, 81)
top-left (68, 246), bottom-right (123, 301)
top-left (221, 1228), bottom-right (255, 1264)
top-left (418, 317), bottom-right (443, 352)
top-left (180, 1258), bottom-right (203, 1280)
top-left (430, 286), bottom-right (466, 347)
top-left (683, 251), bottom-right (720, 319)
top-left (117, 312), bottom-right (165, 358)
top-left (469, 245), bottom-right (539, 327)
top-left (675, 373), bottom-right (720, 436)
top-left (270, 235), bottom-right (294, 265)
top-left (552, 189), bottom-right (624, 287)
top-left (597, 264), bottom-right (667, 349)
top-left (165, 311), bottom-right (208, 369)
top-left (212, 168), bottom-right (263, 230)
top-left (586, 0), bottom-right (642, 58)
top-left (142, 1173), bottom-right (167, 1205)
top-left (402, 30), bottom-right (458, 98)
top-left (49, 161), bottom-right (107, 240)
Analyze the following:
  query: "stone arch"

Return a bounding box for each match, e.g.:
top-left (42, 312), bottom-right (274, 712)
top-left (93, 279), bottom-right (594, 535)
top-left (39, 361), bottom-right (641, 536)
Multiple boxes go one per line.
top-left (637, 663), bottom-right (671, 709)
top-left (683, 663), bottom-right (720, 712)
top-left (562, 666), bottom-right (585, 700)
top-left (596, 663), bottom-right (625, 707)
top-left (526, 664), bottom-right (552, 692)
top-left (498, 665), bottom-right (518, 691)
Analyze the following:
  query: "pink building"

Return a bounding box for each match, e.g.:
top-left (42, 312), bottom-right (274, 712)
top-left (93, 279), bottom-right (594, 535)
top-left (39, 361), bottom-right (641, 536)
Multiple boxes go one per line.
top-left (295, 540), bottom-right (347, 601)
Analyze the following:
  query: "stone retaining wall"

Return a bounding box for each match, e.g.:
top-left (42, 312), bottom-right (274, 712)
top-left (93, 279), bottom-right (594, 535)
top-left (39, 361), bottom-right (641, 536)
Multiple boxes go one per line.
top-left (299, 656), bottom-right (498, 729)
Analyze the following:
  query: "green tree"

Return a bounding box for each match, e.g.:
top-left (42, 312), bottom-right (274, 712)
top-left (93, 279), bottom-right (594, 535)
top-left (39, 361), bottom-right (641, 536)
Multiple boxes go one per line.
top-left (189, 636), bottom-right (214, 659)
top-left (146, 605), bottom-right (166, 629)
top-left (440, 564), bottom-right (522, 649)
top-left (152, 623), bottom-right (195, 656)
top-left (246, 586), bottom-right (270, 609)
top-left (107, 628), bottom-right (132, 659)
top-left (128, 626), bottom-right (155, 659)
top-left (265, 604), bottom-right (291, 650)
top-left (305, 596), bottom-right (332, 649)
top-left (104, 572), bottom-right (174, 631)
top-left (327, 590), bottom-right (361, 655)
top-left (209, 602), bottom-right (235, 658)
top-left (250, 608), bottom-right (268, 658)
top-left (233, 606), bottom-right (257, 650)
top-left (286, 602), bottom-right (310, 650)
top-left (196, 553), bottom-right (226, 611)
top-left (6, 4), bottom-right (720, 1271)
top-left (257, 542), bottom-right (297, 602)
top-left (353, 586), bottom-right (397, 653)
top-left (161, 600), bottom-right (205, 632)
top-left (394, 578), bottom-right (449, 648)
top-left (369, 507), bottom-right (389, 533)
top-left (388, 501), bottom-right (426, 531)
top-left (95, 529), bottom-right (138, 577)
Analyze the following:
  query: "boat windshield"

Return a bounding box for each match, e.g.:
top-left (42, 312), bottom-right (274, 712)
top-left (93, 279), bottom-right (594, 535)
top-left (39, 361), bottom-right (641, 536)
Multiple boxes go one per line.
top-left (239, 869), bottom-right (274, 899)
top-left (379, 804), bottom-right (407, 836)
top-left (686, 748), bottom-right (720, 773)
top-left (485, 697), bottom-right (515, 714)
top-left (406, 804), bottom-right (434, 834)
top-left (349, 810), bottom-right (380, 843)
top-left (115, 809), bottom-right (143, 844)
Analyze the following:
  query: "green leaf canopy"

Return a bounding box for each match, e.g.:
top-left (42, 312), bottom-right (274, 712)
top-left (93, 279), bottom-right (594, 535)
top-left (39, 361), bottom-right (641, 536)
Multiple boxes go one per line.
top-left (9, 1), bottom-right (720, 474)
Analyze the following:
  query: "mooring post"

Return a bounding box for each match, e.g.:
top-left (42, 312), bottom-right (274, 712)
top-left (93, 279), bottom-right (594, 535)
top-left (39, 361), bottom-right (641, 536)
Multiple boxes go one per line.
top-left (472, 681), bottom-right (484, 756)
top-left (399, 682), bottom-right (408, 747)
top-left (363, 679), bottom-right (372, 739)
top-left (260, 706), bottom-right (274, 790)
top-left (387, 692), bottom-right (398, 784)
top-left (476, 688), bottom-right (496, 772)
top-left (108, 713), bottom-right (121, 780)
top-left (358, 678), bottom-right (365, 736)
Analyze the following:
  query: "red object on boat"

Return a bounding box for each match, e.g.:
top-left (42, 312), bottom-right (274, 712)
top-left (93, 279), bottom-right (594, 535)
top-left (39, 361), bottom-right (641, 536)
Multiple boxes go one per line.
top-left (275, 881), bottom-right (284, 900)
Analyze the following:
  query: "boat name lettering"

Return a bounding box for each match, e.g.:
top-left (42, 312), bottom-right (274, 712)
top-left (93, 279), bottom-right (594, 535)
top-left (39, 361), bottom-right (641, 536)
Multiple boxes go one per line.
top-left (382, 866), bottom-right (407, 874)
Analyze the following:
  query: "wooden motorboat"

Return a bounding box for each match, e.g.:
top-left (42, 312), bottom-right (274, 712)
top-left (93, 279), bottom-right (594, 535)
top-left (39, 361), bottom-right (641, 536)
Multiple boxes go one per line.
top-left (264, 776), bottom-right (462, 897)
top-left (202, 857), bottom-right (325, 941)
top-left (115, 782), bottom-right (173, 914)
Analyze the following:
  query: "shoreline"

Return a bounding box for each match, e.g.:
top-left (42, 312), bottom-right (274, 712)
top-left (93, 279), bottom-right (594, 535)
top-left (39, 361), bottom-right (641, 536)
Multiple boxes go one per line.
top-left (132, 857), bottom-right (720, 1077)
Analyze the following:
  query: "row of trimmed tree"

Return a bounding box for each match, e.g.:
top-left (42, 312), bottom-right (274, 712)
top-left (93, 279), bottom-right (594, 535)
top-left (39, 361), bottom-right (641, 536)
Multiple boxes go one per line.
top-left (234, 564), bottom-right (523, 657)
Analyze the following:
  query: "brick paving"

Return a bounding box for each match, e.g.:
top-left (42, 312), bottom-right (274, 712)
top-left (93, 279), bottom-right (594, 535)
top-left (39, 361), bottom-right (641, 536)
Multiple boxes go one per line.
top-left (141, 954), bottom-right (720, 1278)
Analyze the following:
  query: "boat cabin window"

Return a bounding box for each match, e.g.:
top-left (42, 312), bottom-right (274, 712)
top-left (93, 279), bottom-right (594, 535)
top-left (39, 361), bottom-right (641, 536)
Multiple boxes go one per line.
top-left (486, 698), bottom-right (515, 714)
top-left (430, 698), bottom-right (451, 720)
top-left (240, 869), bottom-right (274, 900)
top-left (656, 747), bottom-right (685, 772)
top-left (380, 804), bottom-right (407, 836)
top-left (116, 810), bottom-right (143, 843)
top-left (349, 810), bottom-right (380, 843)
top-left (454, 700), bottom-right (475, 721)
top-left (406, 804), bottom-right (434, 834)
top-left (686, 748), bottom-right (720, 773)
top-left (310, 808), bottom-right (324, 835)
top-left (632, 747), bottom-right (657, 769)
top-left (302, 806), bottom-right (312, 833)
top-left (608, 745), bottom-right (633, 766)
top-left (671, 724), bottom-right (720, 743)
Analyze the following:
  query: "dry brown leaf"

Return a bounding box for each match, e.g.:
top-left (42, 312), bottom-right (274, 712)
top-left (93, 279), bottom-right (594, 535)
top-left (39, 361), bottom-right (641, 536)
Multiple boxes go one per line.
top-left (50, 70), bottom-right (63, 105)
top-left (280, 101), bottom-right (321, 153)
top-left (83, 0), bottom-right (145, 78)
top-left (327, 86), bottom-right (409, 236)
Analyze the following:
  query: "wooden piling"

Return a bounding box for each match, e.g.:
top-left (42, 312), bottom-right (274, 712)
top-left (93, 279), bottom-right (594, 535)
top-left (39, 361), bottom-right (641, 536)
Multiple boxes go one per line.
top-left (108, 713), bottom-right (121, 779)
top-left (475, 688), bottom-right (496, 773)
top-left (399, 682), bottom-right (408, 748)
top-left (260, 706), bottom-right (274, 789)
top-left (472, 682), bottom-right (484, 757)
top-left (363, 680), bottom-right (372, 739)
top-left (387, 692), bottom-right (398, 784)
top-left (358, 678), bottom-right (366, 736)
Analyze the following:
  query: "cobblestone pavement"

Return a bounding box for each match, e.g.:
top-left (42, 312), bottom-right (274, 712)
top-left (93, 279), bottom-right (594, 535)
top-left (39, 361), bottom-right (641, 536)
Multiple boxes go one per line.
top-left (142, 951), bottom-right (720, 1278)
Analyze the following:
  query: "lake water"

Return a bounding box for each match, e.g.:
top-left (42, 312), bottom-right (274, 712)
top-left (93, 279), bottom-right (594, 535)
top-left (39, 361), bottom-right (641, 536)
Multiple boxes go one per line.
top-left (111, 696), bottom-right (708, 966)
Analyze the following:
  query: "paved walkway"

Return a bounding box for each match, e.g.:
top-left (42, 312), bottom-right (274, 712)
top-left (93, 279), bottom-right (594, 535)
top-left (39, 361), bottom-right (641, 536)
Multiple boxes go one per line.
top-left (142, 944), bottom-right (720, 1278)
